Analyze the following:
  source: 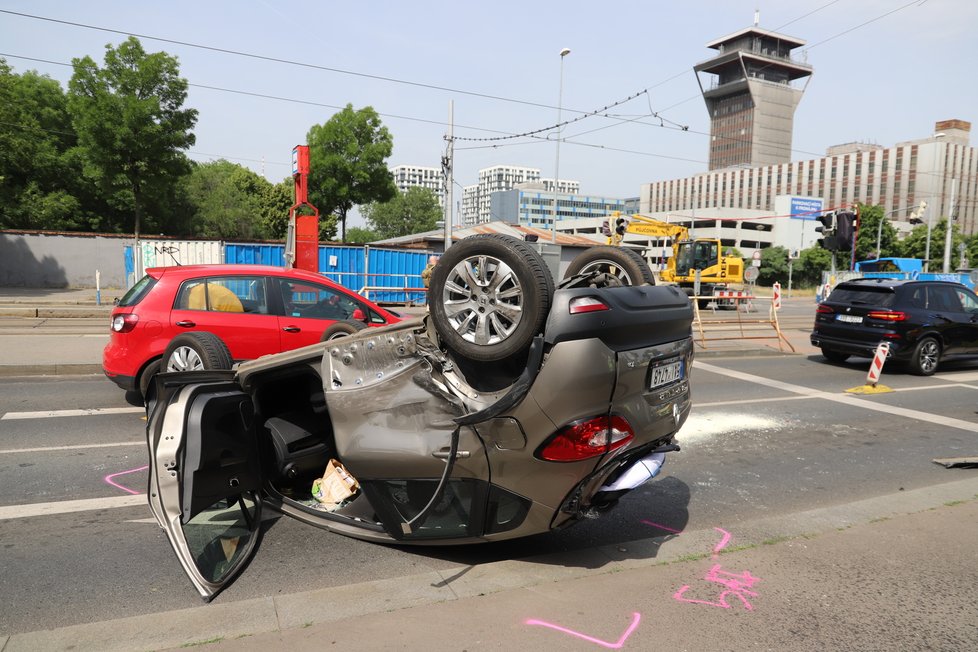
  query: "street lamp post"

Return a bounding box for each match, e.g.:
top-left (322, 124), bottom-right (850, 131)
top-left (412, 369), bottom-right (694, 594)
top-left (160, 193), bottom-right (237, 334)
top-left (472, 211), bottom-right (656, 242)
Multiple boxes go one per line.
top-left (551, 47), bottom-right (571, 244)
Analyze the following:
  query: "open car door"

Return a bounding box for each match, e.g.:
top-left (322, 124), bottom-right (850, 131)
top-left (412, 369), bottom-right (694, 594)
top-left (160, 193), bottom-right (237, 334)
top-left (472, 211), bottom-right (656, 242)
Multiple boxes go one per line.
top-left (146, 371), bottom-right (263, 601)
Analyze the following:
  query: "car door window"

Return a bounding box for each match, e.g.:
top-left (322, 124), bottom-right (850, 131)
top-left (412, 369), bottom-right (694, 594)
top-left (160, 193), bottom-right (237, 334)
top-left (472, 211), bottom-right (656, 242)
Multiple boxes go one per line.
top-left (277, 279), bottom-right (363, 321)
top-left (954, 288), bottom-right (978, 314)
top-left (176, 277), bottom-right (269, 315)
top-left (929, 286), bottom-right (962, 313)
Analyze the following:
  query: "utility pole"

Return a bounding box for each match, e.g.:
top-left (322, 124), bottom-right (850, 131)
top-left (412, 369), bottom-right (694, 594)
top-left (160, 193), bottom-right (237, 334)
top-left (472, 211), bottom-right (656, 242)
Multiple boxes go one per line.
top-left (943, 179), bottom-right (957, 273)
top-left (442, 101), bottom-right (454, 252)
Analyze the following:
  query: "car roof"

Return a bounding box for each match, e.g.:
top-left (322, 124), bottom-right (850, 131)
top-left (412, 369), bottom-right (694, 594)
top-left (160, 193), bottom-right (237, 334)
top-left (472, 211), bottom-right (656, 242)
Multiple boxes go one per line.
top-left (146, 264), bottom-right (335, 283)
top-left (839, 278), bottom-right (968, 290)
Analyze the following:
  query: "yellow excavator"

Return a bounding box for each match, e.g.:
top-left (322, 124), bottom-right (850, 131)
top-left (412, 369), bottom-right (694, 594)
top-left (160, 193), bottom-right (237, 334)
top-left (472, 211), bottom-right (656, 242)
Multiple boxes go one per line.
top-left (605, 212), bottom-right (745, 297)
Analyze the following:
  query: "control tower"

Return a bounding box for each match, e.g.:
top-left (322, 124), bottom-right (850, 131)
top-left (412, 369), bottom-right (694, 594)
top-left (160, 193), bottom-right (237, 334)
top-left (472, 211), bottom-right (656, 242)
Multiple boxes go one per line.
top-left (694, 20), bottom-right (813, 170)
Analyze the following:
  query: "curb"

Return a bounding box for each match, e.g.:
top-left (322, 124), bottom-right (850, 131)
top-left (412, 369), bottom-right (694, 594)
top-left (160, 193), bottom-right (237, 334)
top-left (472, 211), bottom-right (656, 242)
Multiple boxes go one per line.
top-left (0, 306), bottom-right (112, 319)
top-left (0, 365), bottom-right (104, 378)
top-left (5, 477), bottom-right (977, 652)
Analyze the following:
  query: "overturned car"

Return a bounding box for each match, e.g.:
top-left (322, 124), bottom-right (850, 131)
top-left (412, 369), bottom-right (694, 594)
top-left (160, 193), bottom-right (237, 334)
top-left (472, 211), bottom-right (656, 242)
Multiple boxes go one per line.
top-left (146, 235), bottom-right (694, 599)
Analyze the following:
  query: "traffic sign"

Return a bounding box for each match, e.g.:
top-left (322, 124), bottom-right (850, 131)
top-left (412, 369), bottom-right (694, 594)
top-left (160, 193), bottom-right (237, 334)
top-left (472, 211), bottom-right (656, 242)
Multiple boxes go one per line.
top-left (744, 267), bottom-right (759, 282)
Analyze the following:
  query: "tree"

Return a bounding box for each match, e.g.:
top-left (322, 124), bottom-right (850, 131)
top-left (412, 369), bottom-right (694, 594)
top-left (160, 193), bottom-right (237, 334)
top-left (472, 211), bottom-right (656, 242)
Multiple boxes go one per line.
top-left (256, 177), bottom-right (294, 240)
top-left (757, 246), bottom-right (789, 286)
top-left (362, 187), bottom-right (441, 240)
top-left (852, 204), bottom-right (898, 262)
top-left (306, 104), bottom-right (396, 242)
top-left (0, 61), bottom-right (85, 230)
top-left (178, 160), bottom-right (288, 240)
top-left (67, 37), bottom-right (197, 238)
top-left (795, 246), bottom-right (832, 287)
top-left (345, 226), bottom-right (379, 244)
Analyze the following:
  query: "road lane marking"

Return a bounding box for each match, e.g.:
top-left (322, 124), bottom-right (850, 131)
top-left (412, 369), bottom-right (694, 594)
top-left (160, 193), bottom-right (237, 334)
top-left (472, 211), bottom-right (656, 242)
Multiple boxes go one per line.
top-left (694, 361), bottom-right (978, 433)
top-left (0, 442), bottom-right (144, 454)
top-left (0, 495), bottom-right (145, 520)
top-left (1, 407), bottom-right (144, 420)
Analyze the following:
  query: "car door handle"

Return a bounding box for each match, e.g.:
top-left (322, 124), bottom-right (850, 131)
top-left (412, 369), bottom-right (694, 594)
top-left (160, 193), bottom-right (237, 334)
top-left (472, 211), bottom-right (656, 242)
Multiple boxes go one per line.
top-left (433, 450), bottom-right (470, 459)
top-left (175, 320), bottom-right (195, 328)
top-left (282, 326), bottom-right (301, 333)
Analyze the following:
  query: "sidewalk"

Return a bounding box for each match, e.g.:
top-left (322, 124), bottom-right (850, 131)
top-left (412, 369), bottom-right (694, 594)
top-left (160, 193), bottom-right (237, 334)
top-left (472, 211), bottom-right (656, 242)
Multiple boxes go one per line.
top-left (0, 288), bottom-right (821, 378)
top-left (4, 477), bottom-right (976, 651)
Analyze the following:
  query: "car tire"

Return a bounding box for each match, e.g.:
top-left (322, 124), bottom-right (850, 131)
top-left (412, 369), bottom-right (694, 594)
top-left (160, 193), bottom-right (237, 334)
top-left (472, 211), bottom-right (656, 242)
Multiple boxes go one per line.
top-left (162, 332), bottom-right (233, 373)
top-left (821, 348), bottom-right (849, 363)
top-left (320, 320), bottom-right (368, 341)
top-left (138, 358), bottom-right (162, 398)
top-left (429, 234), bottom-right (554, 362)
top-left (909, 336), bottom-right (940, 376)
top-left (562, 246), bottom-right (655, 287)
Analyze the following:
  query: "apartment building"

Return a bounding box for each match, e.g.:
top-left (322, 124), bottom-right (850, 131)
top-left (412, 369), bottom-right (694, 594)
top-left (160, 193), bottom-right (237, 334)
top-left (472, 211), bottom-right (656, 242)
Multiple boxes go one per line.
top-left (389, 165), bottom-right (444, 205)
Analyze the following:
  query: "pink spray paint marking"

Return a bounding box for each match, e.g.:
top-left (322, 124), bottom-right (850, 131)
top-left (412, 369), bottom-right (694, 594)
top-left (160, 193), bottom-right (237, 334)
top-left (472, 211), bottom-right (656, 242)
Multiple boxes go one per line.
top-left (673, 564), bottom-right (761, 611)
top-left (525, 612), bottom-right (641, 649)
top-left (103, 465), bottom-right (149, 495)
top-left (640, 519), bottom-right (683, 534)
top-left (712, 527), bottom-right (732, 557)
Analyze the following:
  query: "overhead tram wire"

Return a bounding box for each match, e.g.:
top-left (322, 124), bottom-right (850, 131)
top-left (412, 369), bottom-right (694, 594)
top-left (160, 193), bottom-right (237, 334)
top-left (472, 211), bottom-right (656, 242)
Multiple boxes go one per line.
top-left (0, 2), bottom-right (946, 176)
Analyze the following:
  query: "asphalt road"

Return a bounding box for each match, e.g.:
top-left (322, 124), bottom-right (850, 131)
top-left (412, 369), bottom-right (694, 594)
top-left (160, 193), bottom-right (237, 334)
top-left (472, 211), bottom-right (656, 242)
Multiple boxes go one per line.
top-left (2, 341), bottom-right (976, 636)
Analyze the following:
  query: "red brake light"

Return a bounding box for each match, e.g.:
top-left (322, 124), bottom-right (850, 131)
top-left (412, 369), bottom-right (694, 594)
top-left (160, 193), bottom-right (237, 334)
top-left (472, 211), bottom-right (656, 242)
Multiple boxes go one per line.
top-left (867, 310), bottom-right (907, 322)
top-left (537, 415), bottom-right (634, 462)
top-left (569, 296), bottom-right (610, 314)
top-left (111, 313), bottom-right (139, 333)
top-left (816, 304), bottom-right (834, 314)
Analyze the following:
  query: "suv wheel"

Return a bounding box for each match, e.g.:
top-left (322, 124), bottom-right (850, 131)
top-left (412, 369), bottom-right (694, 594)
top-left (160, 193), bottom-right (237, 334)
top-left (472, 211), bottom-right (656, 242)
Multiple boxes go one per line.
top-left (909, 337), bottom-right (940, 376)
top-left (821, 348), bottom-right (849, 363)
top-left (429, 234), bottom-right (554, 362)
top-left (562, 246), bottom-right (655, 287)
top-left (163, 332), bottom-right (233, 373)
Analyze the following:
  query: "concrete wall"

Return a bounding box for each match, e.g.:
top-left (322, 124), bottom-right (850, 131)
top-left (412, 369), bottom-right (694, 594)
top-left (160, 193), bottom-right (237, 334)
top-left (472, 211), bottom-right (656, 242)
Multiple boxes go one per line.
top-left (0, 232), bottom-right (129, 288)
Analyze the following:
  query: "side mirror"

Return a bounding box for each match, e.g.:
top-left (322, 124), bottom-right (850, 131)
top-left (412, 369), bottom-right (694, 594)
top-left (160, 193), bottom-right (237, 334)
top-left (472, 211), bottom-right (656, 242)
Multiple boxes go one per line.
top-left (352, 308), bottom-right (366, 322)
top-left (113, 298), bottom-right (120, 306)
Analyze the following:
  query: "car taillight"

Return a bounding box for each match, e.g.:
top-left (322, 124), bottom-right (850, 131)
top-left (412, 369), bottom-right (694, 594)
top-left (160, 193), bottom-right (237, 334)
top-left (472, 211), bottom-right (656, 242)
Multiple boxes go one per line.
top-left (816, 304), bottom-right (834, 314)
top-left (568, 296), bottom-right (610, 314)
top-left (536, 415), bottom-right (634, 462)
top-left (111, 314), bottom-right (139, 333)
top-left (867, 310), bottom-right (907, 322)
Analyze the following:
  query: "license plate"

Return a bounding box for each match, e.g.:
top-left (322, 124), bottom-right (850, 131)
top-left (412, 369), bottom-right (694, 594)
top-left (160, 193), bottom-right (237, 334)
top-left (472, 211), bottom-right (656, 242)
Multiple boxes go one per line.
top-left (649, 358), bottom-right (684, 389)
top-left (836, 314), bottom-right (863, 324)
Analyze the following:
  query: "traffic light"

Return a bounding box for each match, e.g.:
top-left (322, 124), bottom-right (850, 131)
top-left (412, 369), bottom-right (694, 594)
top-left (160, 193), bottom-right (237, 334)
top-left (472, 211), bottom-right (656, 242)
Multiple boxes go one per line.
top-left (615, 216), bottom-right (628, 236)
top-left (816, 212), bottom-right (838, 250)
top-left (835, 211), bottom-right (856, 251)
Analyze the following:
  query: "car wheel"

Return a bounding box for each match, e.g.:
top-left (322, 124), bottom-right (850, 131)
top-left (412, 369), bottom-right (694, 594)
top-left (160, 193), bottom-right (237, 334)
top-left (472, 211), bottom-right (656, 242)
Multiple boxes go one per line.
top-left (821, 348), bottom-right (849, 363)
top-left (562, 246), bottom-right (655, 287)
top-left (429, 234), bottom-right (554, 362)
top-left (320, 320), bottom-right (368, 341)
top-left (138, 358), bottom-right (162, 398)
top-left (163, 332), bottom-right (233, 373)
top-left (909, 337), bottom-right (940, 376)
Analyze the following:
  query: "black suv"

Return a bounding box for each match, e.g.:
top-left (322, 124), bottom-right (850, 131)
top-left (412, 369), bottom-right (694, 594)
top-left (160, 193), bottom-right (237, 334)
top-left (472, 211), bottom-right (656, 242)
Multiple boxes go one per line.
top-left (811, 278), bottom-right (978, 375)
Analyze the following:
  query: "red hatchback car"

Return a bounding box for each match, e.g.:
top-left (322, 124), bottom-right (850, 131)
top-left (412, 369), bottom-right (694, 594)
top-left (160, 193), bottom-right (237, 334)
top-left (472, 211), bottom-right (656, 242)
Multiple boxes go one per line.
top-left (103, 264), bottom-right (403, 397)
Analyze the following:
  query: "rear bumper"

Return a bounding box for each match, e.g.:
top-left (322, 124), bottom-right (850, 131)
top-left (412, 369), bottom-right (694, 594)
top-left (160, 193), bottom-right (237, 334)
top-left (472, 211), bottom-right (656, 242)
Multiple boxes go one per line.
top-left (810, 332), bottom-right (911, 360)
top-left (103, 369), bottom-right (137, 391)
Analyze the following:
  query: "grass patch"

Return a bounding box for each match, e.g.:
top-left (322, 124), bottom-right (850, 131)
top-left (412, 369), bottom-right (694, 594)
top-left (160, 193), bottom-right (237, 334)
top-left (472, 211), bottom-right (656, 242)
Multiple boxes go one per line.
top-left (944, 500), bottom-right (966, 507)
top-left (869, 516), bottom-right (891, 524)
top-left (181, 637), bottom-right (224, 648)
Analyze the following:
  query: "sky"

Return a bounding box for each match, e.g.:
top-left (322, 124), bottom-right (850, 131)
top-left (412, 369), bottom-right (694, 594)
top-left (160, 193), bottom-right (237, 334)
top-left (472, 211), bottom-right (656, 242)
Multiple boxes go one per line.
top-left (2, 0), bottom-right (976, 228)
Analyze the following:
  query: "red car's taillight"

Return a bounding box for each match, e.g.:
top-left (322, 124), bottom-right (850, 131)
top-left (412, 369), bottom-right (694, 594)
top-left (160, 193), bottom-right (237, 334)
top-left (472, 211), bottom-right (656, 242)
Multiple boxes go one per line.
top-left (537, 415), bottom-right (634, 462)
top-left (867, 310), bottom-right (907, 322)
top-left (568, 296), bottom-right (610, 314)
top-left (111, 314), bottom-right (139, 333)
